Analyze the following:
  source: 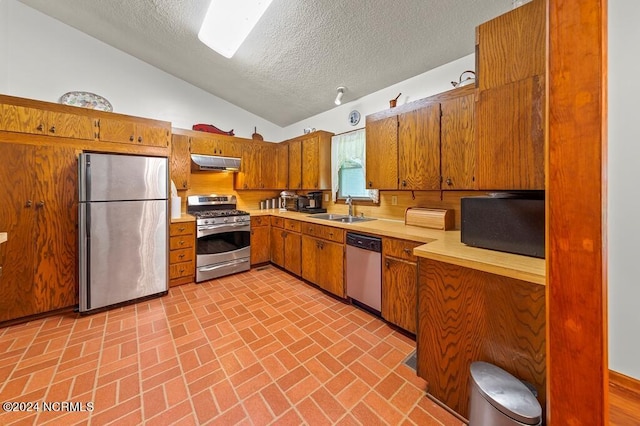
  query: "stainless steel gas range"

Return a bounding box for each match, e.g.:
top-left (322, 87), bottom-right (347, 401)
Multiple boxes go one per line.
top-left (187, 194), bottom-right (250, 282)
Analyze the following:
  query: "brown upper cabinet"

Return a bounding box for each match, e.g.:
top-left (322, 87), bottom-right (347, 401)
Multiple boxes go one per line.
top-left (235, 140), bottom-right (286, 190)
top-left (284, 131), bottom-right (332, 190)
top-left (475, 0), bottom-right (545, 190)
top-left (475, 0), bottom-right (545, 90)
top-left (190, 133), bottom-right (241, 158)
top-left (95, 116), bottom-right (170, 148)
top-left (366, 85), bottom-right (476, 191)
top-left (1, 103), bottom-right (94, 140)
top-left (441, 91), bottom-right (476, 190)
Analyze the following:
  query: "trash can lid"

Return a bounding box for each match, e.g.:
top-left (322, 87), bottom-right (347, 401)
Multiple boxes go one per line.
top-left (470, 361), bottom-right (542, 425)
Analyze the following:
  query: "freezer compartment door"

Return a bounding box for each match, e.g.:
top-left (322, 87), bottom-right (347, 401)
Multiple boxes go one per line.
top-left (79, 200), bottom-right (168, 312)
top-left (79, 153), bottom-right (167, 202)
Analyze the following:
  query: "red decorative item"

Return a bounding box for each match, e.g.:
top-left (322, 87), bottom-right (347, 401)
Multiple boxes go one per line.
top-left (192, 123), bottom-right (234, 136)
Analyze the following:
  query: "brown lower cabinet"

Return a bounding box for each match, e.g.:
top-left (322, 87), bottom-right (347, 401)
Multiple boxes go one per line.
top-left (270, 217), bottom-right (301, 276)
top-left (250, 216), bottom-right (270, 265)
top-left (381, 238), bottom-right (421, 334)
top-left (301, 223), bottom-right (345, 298)
top-left (169, 222), bottom-right (195, 287)
top-left (417, 258), bottom-right (546, 419)
top-left (0, 143), bottom-right (78, 322)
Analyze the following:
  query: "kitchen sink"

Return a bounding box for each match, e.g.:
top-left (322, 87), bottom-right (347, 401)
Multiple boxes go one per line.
top-left (309, 213), bottom-right (376, 224)
top-left (330, 216), bottom-right (376, 224)
top-left (308, 213), bottom-right (348, 220)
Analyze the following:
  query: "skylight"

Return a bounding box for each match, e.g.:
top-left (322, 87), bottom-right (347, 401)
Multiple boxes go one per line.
top-left (198, 0), bottom-right (273, 59)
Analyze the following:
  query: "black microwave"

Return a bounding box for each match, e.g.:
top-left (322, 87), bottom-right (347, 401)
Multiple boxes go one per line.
top-left (461, 192), bottom-right (545, 258)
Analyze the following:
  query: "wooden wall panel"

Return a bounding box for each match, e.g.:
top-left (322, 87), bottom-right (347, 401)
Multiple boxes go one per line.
top-left (32, 146), bottom-right (79, 313)
top-left (547, 0), bottom-right (608, 423)
top-left (417, 259), bottom-right (546, 419)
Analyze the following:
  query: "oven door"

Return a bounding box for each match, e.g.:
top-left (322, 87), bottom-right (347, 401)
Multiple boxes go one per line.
top-left (196, 223), bottom-right (251, 267)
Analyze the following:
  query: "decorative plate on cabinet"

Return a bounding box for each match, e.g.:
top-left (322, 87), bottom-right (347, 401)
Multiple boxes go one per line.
top-left (59, 91), bottom-right (113, 112)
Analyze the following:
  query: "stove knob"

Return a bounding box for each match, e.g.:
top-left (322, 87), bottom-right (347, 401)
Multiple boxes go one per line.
top-left (223, 218), bottom-right (229, 223)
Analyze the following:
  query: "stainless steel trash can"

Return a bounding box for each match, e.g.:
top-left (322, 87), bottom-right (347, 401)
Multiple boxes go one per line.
top-left (468, 361), bottom-right (542, 426)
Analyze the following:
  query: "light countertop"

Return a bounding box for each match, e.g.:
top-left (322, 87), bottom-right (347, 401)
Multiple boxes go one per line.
top-left (248, 209), bottom-right (545, 285)
top-left (170, 214), bottom-right (196, 224)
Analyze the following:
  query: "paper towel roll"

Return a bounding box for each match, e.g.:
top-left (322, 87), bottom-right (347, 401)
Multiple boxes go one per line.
top-left (171, 196), bottom-right (181, 219)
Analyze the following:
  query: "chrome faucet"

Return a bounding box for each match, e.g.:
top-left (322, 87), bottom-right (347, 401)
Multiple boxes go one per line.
top-left (346, 195), bottom-right (353, 217)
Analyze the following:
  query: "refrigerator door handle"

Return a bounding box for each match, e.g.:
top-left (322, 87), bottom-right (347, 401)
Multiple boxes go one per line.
top-left (85, 154), bottom-right (91, 202)
top-left (79, 203), bottom-right (91, 312)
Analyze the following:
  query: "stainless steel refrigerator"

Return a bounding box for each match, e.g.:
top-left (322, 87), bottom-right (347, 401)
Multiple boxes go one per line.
top-left (78, 153), bottom-right (168, 313)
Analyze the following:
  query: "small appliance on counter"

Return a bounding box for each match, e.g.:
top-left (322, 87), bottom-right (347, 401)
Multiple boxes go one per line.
top-left (461, 191), bottom-right (545, 258)
top-left (280, 191), bottom-right (306, 212)
top-left (299, 191), bottom-right (326, 214)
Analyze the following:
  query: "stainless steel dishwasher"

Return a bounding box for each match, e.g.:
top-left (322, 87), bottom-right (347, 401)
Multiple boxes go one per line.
top-left (346, 232), bottom-right (382, 315)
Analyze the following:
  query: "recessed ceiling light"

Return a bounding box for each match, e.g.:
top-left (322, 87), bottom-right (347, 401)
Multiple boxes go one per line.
top-left (198, 0), bottom-right (273, 59)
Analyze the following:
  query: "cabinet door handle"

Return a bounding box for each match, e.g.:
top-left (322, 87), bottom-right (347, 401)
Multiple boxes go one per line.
top-left (130, 135), bottom-right (135, 142)
top-left (182, 181), bottom-right (187, 188)
top-left (49, 126), bottom-right (56, 133)
top-left (179, 240), bottom-right (185, 245)
top-left (36, 201), bottom-right (45, 208)
top-left (446, 178), bottom-right (453, 186)
top-left (178, 227), bottom-right (185, 232)
top-left (138, 136), bottom-right (143, 143)
top-left (179, 269), bottom-right (185, 273)
top-left (402, 180), bottom-right (407, 187)
top-left (36, 124), bottom-right (44, 131)
top-left (368, 181), bottom-right (373, 188)
top-left (179, 254), bottom-right (185, 259)
top-left (403, 248), bottom-right (412, 254)
top-left (386, 260), bottom-right (390, 268)
top-left (25, 200), bottom-right (33, 208)
top-left (328, 232), bottom-right (333, 237)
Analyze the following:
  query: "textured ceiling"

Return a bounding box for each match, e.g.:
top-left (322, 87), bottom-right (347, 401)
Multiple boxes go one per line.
top-left (18, 0), bottom-right (511, 127)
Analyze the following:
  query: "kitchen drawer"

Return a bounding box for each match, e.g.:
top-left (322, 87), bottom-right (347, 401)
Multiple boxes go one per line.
top-left (169, 247), bottom-right (193, 264)
top-left (170, 222), bottom-right (194, 237)
top-left (382, 238), bottom-right (421, 262)
top-left (303, 223), bottom-right (344, 244)
top-left (271, 216), bottom-right (284, 228)
top-left (284, 219), bottom-right (301, 233)
top-left (170, 261), bottom-right (194, 279)
top-left (170, 235), bottom-right (194, 250)
top-left (251, 216), bottom-right (269, 227)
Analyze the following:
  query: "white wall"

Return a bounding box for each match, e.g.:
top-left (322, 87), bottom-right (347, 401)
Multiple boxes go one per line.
top-left (0, 0), bottom-right (283, 141)
top-left (608, 0), bottom-right (640, 379)
top-left (281, 55), bottom-right (475, 139)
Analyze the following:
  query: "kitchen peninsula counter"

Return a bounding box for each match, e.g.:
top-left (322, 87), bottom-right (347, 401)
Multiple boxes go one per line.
top-left (248, 209), bottom-right (545, 285)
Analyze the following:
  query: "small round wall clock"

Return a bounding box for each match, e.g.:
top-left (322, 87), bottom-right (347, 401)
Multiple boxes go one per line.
top-left (348, 110), bottom-right (361, 126)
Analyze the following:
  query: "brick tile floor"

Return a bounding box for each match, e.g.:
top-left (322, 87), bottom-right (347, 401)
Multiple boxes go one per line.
top-left (0, 266), bottom-right (464, 425)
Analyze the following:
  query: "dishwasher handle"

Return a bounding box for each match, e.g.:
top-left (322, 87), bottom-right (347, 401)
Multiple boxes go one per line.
top-left (346, 232), bottom-right (382, 253)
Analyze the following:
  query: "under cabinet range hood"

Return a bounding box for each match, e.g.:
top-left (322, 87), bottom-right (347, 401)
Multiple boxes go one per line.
top-left (191, 154), bottom-right (241, 172)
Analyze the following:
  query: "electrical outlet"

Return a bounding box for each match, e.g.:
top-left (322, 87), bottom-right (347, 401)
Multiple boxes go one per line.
top-left (391, 195), bottom-right (398, 205)
top-left (324, 193), bottom-right (329, 202)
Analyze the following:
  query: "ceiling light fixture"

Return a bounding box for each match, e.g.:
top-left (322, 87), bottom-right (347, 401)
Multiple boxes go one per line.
top-left (198, 0), bottom-right (273, 59)
top-left (335, 87), bottom-right (345, 105)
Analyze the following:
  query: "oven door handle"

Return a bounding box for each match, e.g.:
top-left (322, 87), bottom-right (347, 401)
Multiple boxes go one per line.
top-left (199, 258), bottom-right (249, 272)
top-left (200, 222), bottom-right (248, 230)
top-left (197, 223), bottom-right (250, 237)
